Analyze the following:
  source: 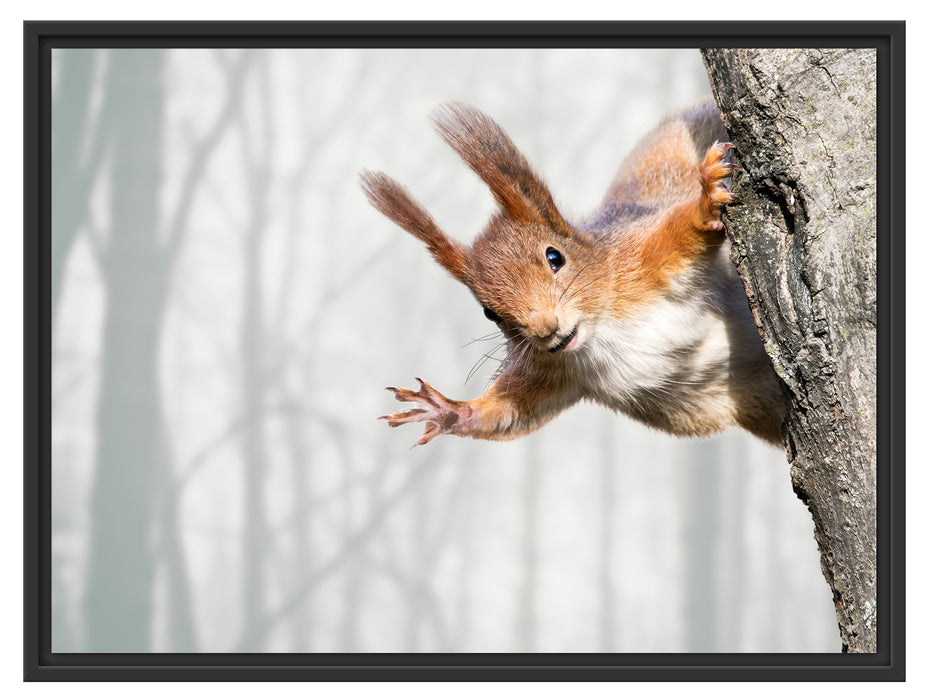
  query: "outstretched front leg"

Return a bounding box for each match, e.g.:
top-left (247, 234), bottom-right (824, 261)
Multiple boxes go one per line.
top-left (380, 371), bottom-right (579, 447)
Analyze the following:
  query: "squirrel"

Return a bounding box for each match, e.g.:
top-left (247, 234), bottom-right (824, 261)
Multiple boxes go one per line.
top-left (361, 99), bottom-right (787, 448)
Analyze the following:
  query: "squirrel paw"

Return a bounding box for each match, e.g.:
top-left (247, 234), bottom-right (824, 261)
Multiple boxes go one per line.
top-left (697, 142), bottom-right (740, 232)
top-left (379, 378), bottom-right (473, 447)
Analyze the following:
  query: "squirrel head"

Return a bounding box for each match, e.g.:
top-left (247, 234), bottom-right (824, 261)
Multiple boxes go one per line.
top-left (361, 103), bottom-right (613, 354)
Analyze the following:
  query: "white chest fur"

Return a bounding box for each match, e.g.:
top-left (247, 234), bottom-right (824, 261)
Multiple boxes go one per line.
top-left (567, 249), bottom-right (749, 416)
top-left (576, 298), bottom-right (731, 409)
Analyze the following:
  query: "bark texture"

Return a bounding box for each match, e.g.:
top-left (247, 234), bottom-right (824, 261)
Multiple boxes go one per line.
top-left (701, 49), bottom-right (877, 653)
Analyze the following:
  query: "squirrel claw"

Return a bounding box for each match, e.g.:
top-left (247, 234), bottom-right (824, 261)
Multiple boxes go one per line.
top-left (697, 142), bottom-right (740, 231)
top-left (380, 378), bottom-right (472, 445)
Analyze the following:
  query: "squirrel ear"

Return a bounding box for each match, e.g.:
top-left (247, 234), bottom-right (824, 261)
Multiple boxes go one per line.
top-left (431, 102), bottom-right (573, 238)
top-left (360, 170), bottom-right (470, 285)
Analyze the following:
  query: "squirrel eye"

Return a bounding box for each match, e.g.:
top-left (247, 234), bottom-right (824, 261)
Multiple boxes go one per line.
top-left (483, 306), bottom-right (502, 324)
top-left (545, 247), bottom-right (565, 273)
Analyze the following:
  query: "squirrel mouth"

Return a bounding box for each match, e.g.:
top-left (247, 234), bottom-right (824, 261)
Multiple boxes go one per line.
top-left (548, 325), bottom-right (579, 353)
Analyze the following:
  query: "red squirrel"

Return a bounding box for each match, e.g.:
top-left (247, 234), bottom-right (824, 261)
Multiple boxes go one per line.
top-left (361, 99), bottom-right (786, 447)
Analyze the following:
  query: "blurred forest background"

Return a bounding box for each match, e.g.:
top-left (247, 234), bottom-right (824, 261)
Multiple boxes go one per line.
top-left (51, 47), bottom-right (840, 653)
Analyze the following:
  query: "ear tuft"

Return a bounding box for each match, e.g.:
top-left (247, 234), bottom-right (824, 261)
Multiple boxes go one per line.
top-left (360, 170), bottom-right (471, 284)
top-left (431, 103), bottom-right (573, 238)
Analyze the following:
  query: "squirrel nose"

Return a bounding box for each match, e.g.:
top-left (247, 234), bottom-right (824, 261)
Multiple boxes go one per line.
top-left (527, 311), bottom-right (559, 341)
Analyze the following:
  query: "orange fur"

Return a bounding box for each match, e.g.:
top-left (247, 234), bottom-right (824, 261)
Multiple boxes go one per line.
top-left (360, 170), bottom-right (470, 284)
top-left (365, 100), bottom-right (785, 447)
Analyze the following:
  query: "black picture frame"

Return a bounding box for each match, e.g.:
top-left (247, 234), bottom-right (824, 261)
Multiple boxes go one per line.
top-left (24, 20), bottom-right (905, 681)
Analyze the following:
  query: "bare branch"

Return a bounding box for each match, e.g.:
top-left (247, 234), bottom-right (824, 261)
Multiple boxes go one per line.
top-left (163, 50), bottom-right (253, 264)
top-left (230, 460), bottom-right (436, 652)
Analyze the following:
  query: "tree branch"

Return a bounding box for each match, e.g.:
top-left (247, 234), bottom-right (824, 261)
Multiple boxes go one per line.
top-left (163, 50), bottom-right (253, 264)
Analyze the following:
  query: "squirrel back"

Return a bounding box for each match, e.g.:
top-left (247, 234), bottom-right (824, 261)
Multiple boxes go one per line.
top-left (362, 99), bottom-right (786, 447)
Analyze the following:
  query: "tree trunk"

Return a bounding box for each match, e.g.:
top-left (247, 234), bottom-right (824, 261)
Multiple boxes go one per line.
top-left (701, 49), bottom-right (877, 653)
top-left (683, 440), bottom-right (719, 651)
top-left (238, 57), bottom-right (274, 649)
top-left (85, 49), bottom-right (167, 652)
top-left (51, 49), bottom-right (97, 318)
top-left (517, 439), bottom-right (541, 651)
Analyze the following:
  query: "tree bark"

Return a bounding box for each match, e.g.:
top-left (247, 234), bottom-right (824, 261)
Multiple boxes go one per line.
top-left (701, 49), bottom-right (877, 653)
